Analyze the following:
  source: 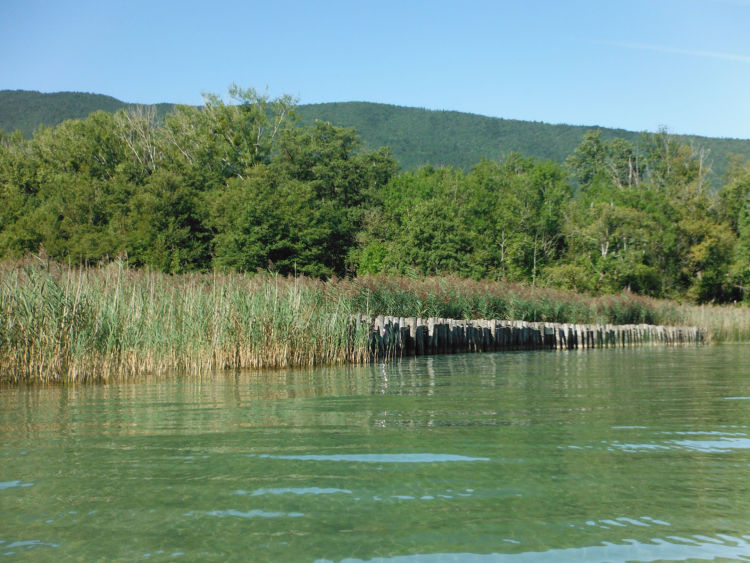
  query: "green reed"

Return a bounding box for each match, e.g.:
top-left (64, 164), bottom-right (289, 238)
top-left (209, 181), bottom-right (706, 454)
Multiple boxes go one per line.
top-left (343, 275), bottom-right (681, 326)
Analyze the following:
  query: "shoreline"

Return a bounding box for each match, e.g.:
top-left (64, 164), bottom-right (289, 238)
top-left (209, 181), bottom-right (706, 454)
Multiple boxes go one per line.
top-left (0, 312), bottom-right (707, 386)
top-left (0, 262), bottom-right (731, 384)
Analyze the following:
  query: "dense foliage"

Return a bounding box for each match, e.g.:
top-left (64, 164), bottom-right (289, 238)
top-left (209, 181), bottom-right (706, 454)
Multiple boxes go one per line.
top-left (297, 103), bottom-right (750, 184)
top-left (2, 88), bottom-right (750, 303)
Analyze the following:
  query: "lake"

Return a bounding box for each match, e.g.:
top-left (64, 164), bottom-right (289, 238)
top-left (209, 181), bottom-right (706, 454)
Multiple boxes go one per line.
top-left (2, 344), bottom-right (750, 561)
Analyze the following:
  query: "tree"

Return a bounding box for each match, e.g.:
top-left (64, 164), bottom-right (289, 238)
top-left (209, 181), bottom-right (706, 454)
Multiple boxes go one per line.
top-left (717, 157), bottom-right (750, 235)
top-left (113, 105), bottom-right (160, 181)
top-left (159, 86), bottom-right (296, 183)
top-left (272, 121), bottom-right (397, 275)
top-left (679, 217), bottom-right (735, 302)
top-left (210, 121), bottom-right (397, 277)
top-left (492, 155), bottom-right (571, 283)
top-left (126, 169), bottom-right (211, 272)
top-left (640, 129), bottom-right (712, 201)
top-left (355, 156), bottom-right (571, 282)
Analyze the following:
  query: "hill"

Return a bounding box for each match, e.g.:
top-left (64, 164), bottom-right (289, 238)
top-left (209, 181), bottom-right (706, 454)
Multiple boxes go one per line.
top-left (2, 90), bottom-right (750, 183)
top-left (298, 101), bottom-right (640, 168)
top-left (0, 90), bottom-right (174, 137)
top-left (296, 102), bottom-right (750, 183)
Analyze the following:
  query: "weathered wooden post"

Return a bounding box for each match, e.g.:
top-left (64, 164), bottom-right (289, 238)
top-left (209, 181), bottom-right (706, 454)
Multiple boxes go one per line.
top-left (415, 319), bottom-right (425, 355)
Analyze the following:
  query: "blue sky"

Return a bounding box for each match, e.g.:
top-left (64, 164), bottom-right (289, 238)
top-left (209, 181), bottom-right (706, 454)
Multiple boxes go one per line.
top-left (2, 0), bottom-right (749, 139)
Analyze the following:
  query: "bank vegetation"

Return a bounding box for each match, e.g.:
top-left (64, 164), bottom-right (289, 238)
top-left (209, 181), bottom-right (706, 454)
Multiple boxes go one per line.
top-left (2, 259), bottom-right (749, 383)
top-left (3, 85), bottom-right (750, 382)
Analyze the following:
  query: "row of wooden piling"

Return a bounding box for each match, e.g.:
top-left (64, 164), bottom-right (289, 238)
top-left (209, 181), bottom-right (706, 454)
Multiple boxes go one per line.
top-left (355, 316), bottom-right (706, 359)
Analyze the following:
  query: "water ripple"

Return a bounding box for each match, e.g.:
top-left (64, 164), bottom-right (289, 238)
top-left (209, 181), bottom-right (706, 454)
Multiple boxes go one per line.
top-left (255, 453), bottom-right (489, 463)
top-left (1, 539), bottom-right (60, 555)
top-left (193, 509), bottom-right (305, 519)
top-left (234, 487), bottom-right (352, 496)
top-left (315, 533), bottom-right (750, 562)
top-left (0, 480), bottom-right (34, 490)
top-left (671, 438), bottom-right (750, 453)
top-left (605, 435), bottom-right (750, 454)
top-left (584, 516), bottom-right (670, 529)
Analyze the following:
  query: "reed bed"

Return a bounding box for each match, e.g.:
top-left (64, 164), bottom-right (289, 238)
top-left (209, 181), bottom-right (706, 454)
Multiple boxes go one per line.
top-left (0, 261), bottom-right (369, 384)
top-left (679, 303), bottom-right (750, 343)
top-left (342, 275), bottom-right (683, 326)
top-left (1, 261), bottom-right (747, 384)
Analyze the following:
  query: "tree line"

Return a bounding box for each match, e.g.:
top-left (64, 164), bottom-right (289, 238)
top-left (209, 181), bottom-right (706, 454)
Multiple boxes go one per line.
top-left (1, 86), bottom-right (749, 303)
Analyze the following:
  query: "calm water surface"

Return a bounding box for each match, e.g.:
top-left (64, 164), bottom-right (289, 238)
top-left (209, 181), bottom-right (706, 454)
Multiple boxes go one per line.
top-left (2, 345), bottom-right (750, 561)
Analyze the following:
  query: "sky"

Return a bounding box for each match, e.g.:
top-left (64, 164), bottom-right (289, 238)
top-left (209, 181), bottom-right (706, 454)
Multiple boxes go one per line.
top-left (2, 0), bottom-right (749, 139)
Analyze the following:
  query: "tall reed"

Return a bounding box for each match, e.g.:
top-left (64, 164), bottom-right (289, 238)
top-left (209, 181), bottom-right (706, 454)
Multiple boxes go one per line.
top-left (342, 275), bottom-right (682, 325)
top-left (0, 261), bottom-right (369, 383)
top-left (2, 261), bottom-right (746, 384)
top-left (679, 303), bottom-right (750, 343)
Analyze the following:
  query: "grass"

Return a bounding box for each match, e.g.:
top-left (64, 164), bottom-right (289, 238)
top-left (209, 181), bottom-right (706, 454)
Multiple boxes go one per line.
top-left (2, 260), bottom-right (747, 383)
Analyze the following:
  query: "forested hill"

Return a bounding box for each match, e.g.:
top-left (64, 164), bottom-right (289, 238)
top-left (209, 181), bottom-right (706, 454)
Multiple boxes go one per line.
top-left (297, 102), bottom-right (750, 183)
top-left (298, 101), bottom-right (639, 169)
top-left (0, 90), bottom-right (175, 138)
top-left (2, 89), bottom-right (750, 182)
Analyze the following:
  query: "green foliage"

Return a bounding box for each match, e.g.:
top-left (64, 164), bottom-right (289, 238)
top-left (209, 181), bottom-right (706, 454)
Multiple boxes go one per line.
top-left (717, 158), bottom-right (750, 235)
top-left (0, 87), bottom-right (748, 306)
top-left (357, 156), bottom-right (571, 282)
top-left (567, 130), bottom-right (642, 189)
top-left (295, 102), bottom-right (750, 185)
top-left (729, 192), bottom-right (750, 300)
top-left (210, 170), bottom-right (331, 275)
top-left (209, 121), bottom-right (397, 277)
top-left (125, 169), bottom-right (211, 273)
top-left (0, 87), bottom-right (397, 278)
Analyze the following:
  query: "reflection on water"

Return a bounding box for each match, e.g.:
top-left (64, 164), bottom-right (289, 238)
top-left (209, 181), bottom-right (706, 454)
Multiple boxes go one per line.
top-left (568, 428), bottom-right (750, 454)
top-left (0, 480), bottom-right (33, 490)
top-left (0, 540), bottom-right (61, 557)
top-left (2, 345), bottom-right (750, 561)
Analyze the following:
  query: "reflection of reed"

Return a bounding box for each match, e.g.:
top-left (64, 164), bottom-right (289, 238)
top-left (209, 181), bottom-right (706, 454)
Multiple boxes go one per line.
top-left (0, 364), bottom-right (381, 437)
top-left (2, 346), bottom-right (748, 562)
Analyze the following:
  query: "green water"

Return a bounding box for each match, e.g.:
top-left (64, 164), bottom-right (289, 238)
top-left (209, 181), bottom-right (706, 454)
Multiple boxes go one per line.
top-left (2, 345), bottom-right (750, 561)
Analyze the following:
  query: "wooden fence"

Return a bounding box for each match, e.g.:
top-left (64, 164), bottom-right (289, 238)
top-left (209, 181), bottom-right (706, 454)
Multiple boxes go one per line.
top-left (355, 316), bottom-right (706, 359)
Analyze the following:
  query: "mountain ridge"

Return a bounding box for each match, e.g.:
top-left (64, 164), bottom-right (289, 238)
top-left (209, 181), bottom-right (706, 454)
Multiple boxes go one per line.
top-left (2, 89), bottom-right (749, 182)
